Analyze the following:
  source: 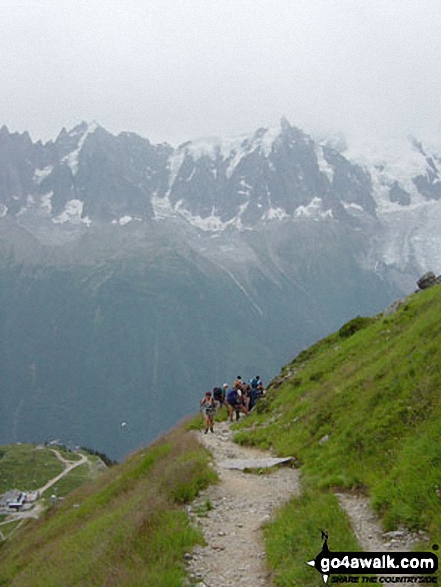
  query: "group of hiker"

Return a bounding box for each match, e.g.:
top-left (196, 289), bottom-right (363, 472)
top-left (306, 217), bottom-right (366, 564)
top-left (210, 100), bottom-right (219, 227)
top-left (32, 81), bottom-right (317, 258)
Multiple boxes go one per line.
top-left (200, 375), bottom-right (265, 434)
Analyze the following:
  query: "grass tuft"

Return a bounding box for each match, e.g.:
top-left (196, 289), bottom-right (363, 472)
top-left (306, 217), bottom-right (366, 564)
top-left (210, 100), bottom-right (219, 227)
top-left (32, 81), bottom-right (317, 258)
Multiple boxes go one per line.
top-left (265, 488), bottom-right (361, 586)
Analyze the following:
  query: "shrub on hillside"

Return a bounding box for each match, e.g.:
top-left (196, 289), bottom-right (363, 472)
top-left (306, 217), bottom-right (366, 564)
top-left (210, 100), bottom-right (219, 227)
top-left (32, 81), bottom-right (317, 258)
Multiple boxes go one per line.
top-left (80, 446), bottom-right (117, 466)
top-left (338, 316), bottom-right (375, 339)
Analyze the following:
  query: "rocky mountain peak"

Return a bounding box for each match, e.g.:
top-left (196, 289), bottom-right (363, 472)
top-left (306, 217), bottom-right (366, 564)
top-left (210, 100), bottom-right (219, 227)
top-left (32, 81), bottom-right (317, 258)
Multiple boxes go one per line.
top-left (0, 124), bottom-right (10, 138)
top-left (0, 120), bottom-right (440, 263)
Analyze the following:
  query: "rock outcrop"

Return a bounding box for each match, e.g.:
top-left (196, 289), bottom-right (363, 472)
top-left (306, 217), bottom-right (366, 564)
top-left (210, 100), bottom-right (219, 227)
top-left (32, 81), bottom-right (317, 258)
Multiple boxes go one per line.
top-left (417, 271), bottom-right (441, 290)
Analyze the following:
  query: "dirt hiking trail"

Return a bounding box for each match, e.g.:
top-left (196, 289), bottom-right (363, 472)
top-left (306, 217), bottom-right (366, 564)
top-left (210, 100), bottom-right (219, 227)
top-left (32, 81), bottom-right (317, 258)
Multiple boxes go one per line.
top-left (336, 492), bottom-right (428, 553)
top-left (187, 421), bottom-right (300, 587)
top-left (37, 449), bottom-right (88, 495)
top-left (187, 420), bottom-right (425, 587)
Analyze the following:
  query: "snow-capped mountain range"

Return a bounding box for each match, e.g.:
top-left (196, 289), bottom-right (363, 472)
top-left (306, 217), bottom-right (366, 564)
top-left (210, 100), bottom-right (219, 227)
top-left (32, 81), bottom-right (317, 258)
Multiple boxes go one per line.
top-left (1, 117), bottom-right (440, 281)
top-left (3, 117), bottom-right (440, 457)
top-left (0, 118), bottom-right (438, 225)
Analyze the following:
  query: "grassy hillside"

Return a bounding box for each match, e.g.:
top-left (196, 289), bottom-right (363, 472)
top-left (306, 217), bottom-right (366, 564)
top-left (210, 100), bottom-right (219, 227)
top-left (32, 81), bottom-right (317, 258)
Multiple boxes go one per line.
top-left (0, 426), bottom-right (216, 587)
top-left (234, 285), bottom-right (441, 584)
top-left (0, 444), bottom-right (105, 499)
top-left (0, 444), bottom-right (65, 494)
top-left (2, 285), bottom-right (440, 586)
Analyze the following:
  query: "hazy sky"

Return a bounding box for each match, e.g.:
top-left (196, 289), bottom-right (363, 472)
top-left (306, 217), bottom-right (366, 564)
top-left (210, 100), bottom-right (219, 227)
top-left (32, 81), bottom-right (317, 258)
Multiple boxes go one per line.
top-left (1, 0), bottom-right (440, 146)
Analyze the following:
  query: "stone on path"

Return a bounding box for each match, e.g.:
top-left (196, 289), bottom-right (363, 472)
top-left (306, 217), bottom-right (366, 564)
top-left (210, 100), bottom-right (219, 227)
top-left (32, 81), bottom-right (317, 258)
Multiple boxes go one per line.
top-left (218, 457), bottom-right (293, 470)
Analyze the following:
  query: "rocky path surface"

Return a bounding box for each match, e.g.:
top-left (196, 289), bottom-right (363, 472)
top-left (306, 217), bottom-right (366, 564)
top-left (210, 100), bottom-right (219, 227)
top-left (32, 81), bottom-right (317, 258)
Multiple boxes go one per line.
top-left (187, 421), bottom-right (428, 587)
top-left (187, 421), bottom-right (300, 587)
top-left (336, 492), bottom-right (428, 552)
top-left (336, 493), bottom-right (431, 584)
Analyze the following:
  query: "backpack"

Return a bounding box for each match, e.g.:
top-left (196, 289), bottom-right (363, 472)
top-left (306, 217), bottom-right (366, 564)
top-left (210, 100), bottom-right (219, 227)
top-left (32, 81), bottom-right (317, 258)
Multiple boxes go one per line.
top-left (251, 378), bottom-right (259, 390)
top-left (227, 389), bottom-right (238, 404)
top-left (213, 388), bottom-right (222, 401)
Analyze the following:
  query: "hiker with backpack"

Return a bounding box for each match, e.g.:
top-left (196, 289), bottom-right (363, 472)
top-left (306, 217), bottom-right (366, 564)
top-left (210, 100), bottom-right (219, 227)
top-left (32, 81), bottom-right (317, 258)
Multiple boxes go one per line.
top-left (243, 383), bottom-right (251, 410)
top-left (226, 386), bottom-right (239, 422)
top-left (241, 386), bottom-right (250, 415)
top-left (200, 391), bottom-right (217, 434)
top-left (257, 377), bottom-right (265, 398)
top-left (220, 383), bottom-right (235, 418)
top-left (200, 375), bottom-right (261, 430)
top-left (233, 375), bottom-right (243, 391)
top-left (249, 375), bottom-right (261, 410)
top-left (227, 384), bottom-right (248, 422)
top-left (213, 386), bottom-right (224, 409)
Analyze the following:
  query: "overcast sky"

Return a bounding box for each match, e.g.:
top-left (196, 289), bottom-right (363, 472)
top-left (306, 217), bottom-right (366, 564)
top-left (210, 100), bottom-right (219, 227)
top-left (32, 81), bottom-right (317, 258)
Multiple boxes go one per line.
top-left (1, 0), bottom-right (440, 146)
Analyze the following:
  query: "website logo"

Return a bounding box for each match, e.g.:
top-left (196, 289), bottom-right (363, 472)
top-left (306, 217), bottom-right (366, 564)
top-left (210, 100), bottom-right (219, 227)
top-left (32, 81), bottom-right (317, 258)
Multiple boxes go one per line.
top-left (306, 532), bottom-right (438, 584)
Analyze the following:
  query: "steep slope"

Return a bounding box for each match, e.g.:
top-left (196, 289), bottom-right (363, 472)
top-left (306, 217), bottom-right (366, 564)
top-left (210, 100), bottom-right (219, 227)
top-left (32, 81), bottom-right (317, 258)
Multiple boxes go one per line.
top-left (0, 425), bottom-right (216, 586)
top-left (2, 286), bottom-right (440, 586)
top-left (234, 284), bottom-right (441, 584)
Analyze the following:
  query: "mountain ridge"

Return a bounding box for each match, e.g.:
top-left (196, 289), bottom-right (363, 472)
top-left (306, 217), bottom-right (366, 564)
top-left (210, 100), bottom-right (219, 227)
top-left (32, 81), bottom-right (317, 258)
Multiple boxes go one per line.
top-left (1, 118), bottom-right (439, 229)
top-left (2, 117), bottom-right (440, 287)
top-left (1, 118), bottom-right (440, 458)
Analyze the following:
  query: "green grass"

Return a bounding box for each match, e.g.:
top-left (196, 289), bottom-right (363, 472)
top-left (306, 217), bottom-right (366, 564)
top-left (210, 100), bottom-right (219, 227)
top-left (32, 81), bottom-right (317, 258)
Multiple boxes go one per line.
top-left (234, 286), bottom-right (441, 582)
top-left (0, 521), bottom-right (22, 540)
top-left (4, 287), bottom-right (441, 585)
top-left (48, 459), bottom-right (102, 498)
top-left (49, 446), bottom-right (83, 462)
top-left (265, 489), bottom-right (362, 586)
top-left (184, 404), bottom-right (230, 432)
top-left (184, 414), bottom-right (205, 431)
top-left (0, 445), bottom-right (102, 501)
top-left (192, 499), bottom-right (214, 518)
top-left (0, 445), bottom-right (65, 493)
top-left (0, 426), bottom-right (217, 587)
